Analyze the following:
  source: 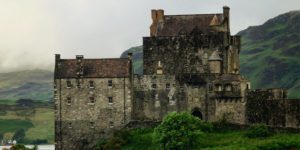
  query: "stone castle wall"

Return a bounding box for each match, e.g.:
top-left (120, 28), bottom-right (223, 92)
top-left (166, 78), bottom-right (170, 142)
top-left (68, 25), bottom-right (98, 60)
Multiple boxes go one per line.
top-left (54, 78), bottom-right (131, 150)
top-left (246, 89), bottom-right (300, 128)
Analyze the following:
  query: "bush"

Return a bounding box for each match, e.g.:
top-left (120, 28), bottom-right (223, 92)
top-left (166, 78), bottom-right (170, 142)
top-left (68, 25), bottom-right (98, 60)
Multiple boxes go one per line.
top-left (245, 123), bottom-right (271, 138)
top-left (93, 129), bottom-right (132, 150)
top-left (154, 112), bottom-right (204, 150)
top-left (31, 139), bottom-right (48, 144)
top-left (12, 129), bottom-right (25, 142)
top-left (10, 144), bottom-right (37, 150)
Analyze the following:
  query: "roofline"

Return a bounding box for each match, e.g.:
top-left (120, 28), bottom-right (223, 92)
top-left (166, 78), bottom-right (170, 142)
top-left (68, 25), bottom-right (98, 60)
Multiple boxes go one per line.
top-left (58, 58), bottom-right (129, 60)
top-left (165, 13), bottom-right (223, 17)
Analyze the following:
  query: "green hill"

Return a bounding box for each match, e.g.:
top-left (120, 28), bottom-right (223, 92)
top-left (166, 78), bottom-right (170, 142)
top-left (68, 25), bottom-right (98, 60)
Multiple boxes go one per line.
top-left (121, 11), bottom-right (300, 98)
top-left (237, 10), bottom-right (300, 98)
top-left (0, 70), bottom-right (53, 101)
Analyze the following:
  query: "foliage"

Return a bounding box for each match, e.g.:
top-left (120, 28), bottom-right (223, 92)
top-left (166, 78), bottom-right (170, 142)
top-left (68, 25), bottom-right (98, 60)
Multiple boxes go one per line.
top-left (12, 129), bottom-right (26, 142)
top-left (245, 123), bottom-right (271, 138)
top-left (9, 144), bottom-right (37, 150)
top-left (31, 139), bottom-right (48, 144)
top-left (16, 99), bottom-right (35, 108)
top-left (153, 112), bottom-right (204, 150)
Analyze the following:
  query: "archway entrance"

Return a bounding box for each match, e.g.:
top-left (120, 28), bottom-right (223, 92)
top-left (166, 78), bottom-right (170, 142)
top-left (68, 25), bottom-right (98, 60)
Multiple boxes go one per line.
top-left (191, 108), bottom-right (203, 120)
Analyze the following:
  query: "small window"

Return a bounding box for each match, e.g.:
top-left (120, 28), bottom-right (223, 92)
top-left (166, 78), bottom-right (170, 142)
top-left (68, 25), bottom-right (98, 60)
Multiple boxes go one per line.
top-left (67, 80), bottom-right (72, 88)
top-left (89, 81), bottom-right (94, 88)
top-left (108, 97), bottom-right (113, 104)
top-left (90, 122), bottom-right (95, 128)
top-left (68, 123), bottom-right (72, 128)
top-left (89, 97), bottom-right (95, 104)
top-left (109, 121), bottom-right (114, 128)
top-left (108, 80), bottom-right (112, 87)
top-left (166, 83), bottom-right (170, 90)
top-left (67, 96), bottom-right (71, 104)
top-left (225, 84), bottom-right (232, 91)
top-left (215, 84), bottom-right (222, 92)
top-left (208, 84), bottom-right (213, 92)
top-left (152, 84), bottom-right (157, 89)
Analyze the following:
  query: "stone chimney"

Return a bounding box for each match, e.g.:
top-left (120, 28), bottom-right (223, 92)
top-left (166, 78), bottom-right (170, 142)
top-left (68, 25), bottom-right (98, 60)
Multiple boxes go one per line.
top-left (223, 6), bottom-right (230, 32)
top-left (150, 9), bottom-right (164, 37)
top-left (76, 55), bottom-right (84, 78)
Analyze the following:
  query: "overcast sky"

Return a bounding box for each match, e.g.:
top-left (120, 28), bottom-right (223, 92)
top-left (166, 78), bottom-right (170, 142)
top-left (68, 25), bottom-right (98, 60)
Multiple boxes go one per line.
top-left (0, 0), bottom-right (299, 73)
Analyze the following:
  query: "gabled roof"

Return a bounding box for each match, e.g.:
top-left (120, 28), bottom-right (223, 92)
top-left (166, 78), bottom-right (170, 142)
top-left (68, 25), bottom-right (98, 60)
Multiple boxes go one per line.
top-left (55, 58), bottom-right (130, 78)
top-left (157, 14), bottom-right (223, 36)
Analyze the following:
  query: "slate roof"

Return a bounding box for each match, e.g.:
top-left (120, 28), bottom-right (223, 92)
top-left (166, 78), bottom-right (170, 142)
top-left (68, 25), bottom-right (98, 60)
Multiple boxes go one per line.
top-left (157, 14), bottom-right (223, 36)
top-left (55, 58), bottom-right (130, 78)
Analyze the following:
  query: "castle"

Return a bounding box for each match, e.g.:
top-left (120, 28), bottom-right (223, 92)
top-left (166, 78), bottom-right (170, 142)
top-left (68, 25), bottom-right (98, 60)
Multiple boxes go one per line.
top-left (54, 7), bottom-right (300, 150)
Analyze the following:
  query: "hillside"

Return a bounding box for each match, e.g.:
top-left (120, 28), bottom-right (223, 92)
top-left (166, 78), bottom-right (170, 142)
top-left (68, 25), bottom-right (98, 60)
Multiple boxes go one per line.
top-left (0, 70), bottom-right (53, 101)
top-left (120, 45), bottom-right (143, 74)
top-left (237, 10), bottom-right (300, 98)
top-left (121, 11), bottom-right (300, 98)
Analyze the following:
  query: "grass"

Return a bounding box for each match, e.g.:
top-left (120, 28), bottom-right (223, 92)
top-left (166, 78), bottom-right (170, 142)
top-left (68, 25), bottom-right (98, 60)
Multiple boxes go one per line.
top-left (116, 127), bottom-right (300, 150)
top-left (0, 119), bottom-right (33, 134)
top-left (0, 106), bottom-right (54, 144)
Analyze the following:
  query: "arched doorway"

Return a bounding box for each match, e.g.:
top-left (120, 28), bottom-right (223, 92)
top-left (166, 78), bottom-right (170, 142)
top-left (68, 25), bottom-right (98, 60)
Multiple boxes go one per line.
top-left (191, 108), bottom-right (203, 119)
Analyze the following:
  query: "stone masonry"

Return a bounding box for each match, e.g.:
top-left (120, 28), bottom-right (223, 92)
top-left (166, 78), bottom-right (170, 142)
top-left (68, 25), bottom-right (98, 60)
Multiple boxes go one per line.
top-left (54, 7), bottom-right (300, 150)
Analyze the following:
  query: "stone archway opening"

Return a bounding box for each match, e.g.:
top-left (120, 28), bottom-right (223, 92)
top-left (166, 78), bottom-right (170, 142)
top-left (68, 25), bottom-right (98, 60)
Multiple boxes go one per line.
top-left (191, 108), bottom-right (203, 120)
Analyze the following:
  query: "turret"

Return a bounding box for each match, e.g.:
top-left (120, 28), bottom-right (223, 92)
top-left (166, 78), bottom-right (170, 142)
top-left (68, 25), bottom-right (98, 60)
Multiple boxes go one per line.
top-left (208, 51), bottom-right (222, 74)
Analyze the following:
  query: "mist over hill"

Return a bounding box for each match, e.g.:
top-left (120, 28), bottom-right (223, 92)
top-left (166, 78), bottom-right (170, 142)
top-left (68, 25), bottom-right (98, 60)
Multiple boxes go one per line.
top-left (0, 11), bottom-right (299, 101)
top-left (0, 70), bottom-right (53, 101)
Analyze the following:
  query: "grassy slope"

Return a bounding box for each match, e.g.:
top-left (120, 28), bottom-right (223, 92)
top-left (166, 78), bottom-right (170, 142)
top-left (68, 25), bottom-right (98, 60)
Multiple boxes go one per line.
top-left (238, 11), bottom-right (300, 98)
top-left (0, 70), bottom-right (53, 101)
top-left (0, 105), bottom-right (54, 143)
top-left (120, 46), bottom-right (143, 74)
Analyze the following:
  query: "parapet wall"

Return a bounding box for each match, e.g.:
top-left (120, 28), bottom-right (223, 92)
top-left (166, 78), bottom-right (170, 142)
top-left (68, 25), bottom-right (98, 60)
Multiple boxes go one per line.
top-left (246, 89), bottom-right (300, 128)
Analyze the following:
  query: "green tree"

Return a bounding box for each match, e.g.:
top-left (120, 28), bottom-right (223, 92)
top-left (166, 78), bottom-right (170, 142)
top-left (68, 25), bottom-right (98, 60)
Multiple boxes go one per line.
top-left (154, 112), bottom-right (204, 150)
top-left (12, 129), bottom-right (25, 143)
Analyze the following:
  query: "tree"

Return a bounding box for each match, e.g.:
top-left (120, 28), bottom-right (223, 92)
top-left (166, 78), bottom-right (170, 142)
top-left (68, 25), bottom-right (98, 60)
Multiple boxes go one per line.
top-left (154, 112), bottom-right (204, 150)
top-left (12, 129), bottom-right (25, 143)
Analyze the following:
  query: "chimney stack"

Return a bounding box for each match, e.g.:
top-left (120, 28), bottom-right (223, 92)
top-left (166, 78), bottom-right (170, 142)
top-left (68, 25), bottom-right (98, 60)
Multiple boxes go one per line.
top-left (223, 6), bottom-right (230, 32)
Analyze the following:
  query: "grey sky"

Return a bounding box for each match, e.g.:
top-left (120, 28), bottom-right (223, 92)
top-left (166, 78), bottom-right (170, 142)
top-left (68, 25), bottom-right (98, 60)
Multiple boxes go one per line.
top-left (0, 0), bottom-right (299, 73)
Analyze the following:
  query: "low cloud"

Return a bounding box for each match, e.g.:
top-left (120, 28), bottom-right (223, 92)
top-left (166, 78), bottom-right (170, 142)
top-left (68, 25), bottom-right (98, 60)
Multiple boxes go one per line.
top-left (0, 0), bottom-right (299, 73)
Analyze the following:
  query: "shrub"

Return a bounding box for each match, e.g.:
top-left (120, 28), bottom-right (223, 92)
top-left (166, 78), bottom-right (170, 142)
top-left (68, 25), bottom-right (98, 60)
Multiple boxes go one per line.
top-left (12, 129), bottom-right (25, 143)
top-left (245, 123), bottom-right (271, 138)
top-left (154, 112), bottom-right (204, 150)
top-left (10, 144), bottom-right (37, 150)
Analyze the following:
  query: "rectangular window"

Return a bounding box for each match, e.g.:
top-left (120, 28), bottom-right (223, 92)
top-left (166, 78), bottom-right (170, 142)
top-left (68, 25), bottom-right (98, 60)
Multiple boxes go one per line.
top-left (90, 122), bottom-right (95, 128)
top-left (89, 97), bottom-right (95, 104)
top-left (108, 97), bottom-right (113, 104)
top-left (89, 81), bottom-right (94, 88)
top-left (109, 121), bottom-right (114, 128)
top-left (166, 83), bottom-right (170, 90)
top-left (108, 80), bottom-right (112, 87)
top-left (67, 80), bottom-right (72, 88)
top-left (152, 84), bottom-right (157, 89)
top-left (67, 96), bottom-right (71, 104)
top-left (76, 79), bottom-right (81, 88)
top-left (68, 123), bottom-right (72, 128)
